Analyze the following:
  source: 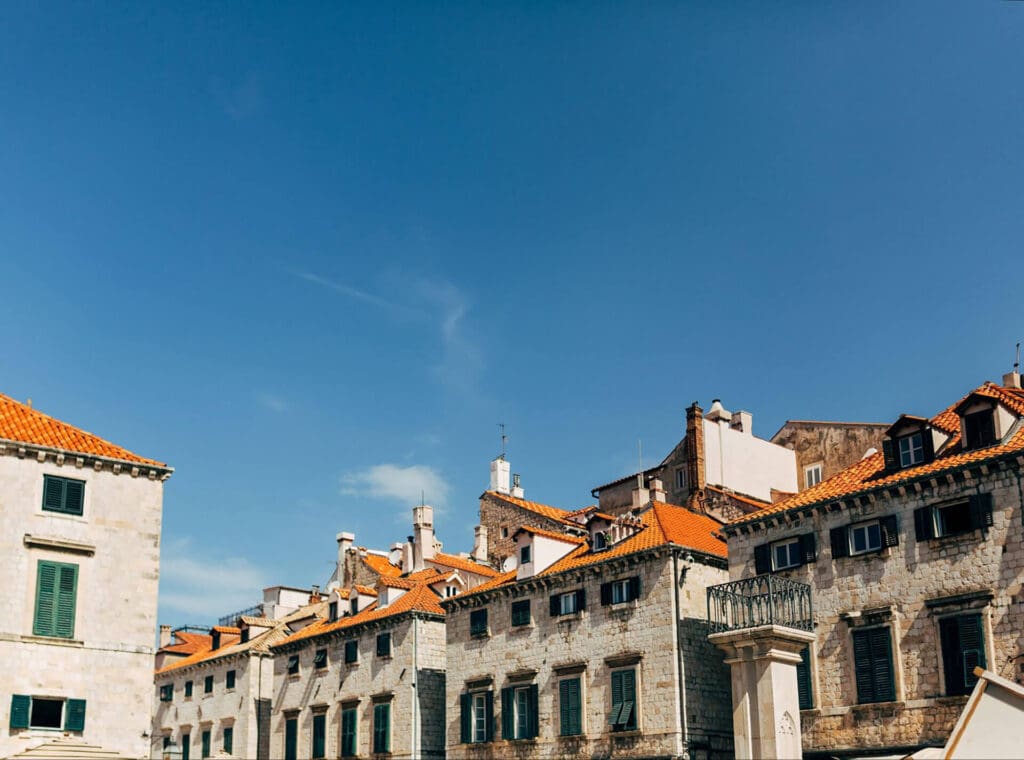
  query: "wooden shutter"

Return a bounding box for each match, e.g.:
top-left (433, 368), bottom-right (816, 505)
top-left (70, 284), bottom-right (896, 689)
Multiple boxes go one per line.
top-left (852, 630), bottom-right (875, 703)
top-left (55, 564), bottom-right (77, 638)
top-left (830, 527), bottom-right (849, 560)
top-left (796, 647), bottom-right (813, 710)
top-left (610, 670), bottom-right (624, 726)
top-left (959, 614), bottom-right (985, 692)
top-left (225, 726), bottom-right (235, 756)
top-left (284, 720), bottom-right (296, 760)
top-left (799, 533), bottom-right (818, 564)
top-left (341, 710), bottom-right (356, 757)
top-left (64, 479), bottom-right (84, 514)
top-left (560, 678), bottom-right (581, 736)
top-left (500, 688), bottom-right (513, 739)
top-left (483, 690), bottom-right (494, 742)
top-left (43, 476), bottom-right (65, 511)
top-left (202, 730), bottom-right (211, 760)
top-left (34, 561), bottom-right (57, 636)
top-left (870, 628), bottom-right (895, 702)
top-left (628, 576), bottom-right (641, 601)
top-left (373, 704), bottom-right (389, 753)
top-left (549, 595), bottom-right (560, 617)
top-left (620, 669), bottom-right (636, 729)
top-left (879, 515), bottom-right (899, 548)
top-left (921, 429), bottom-right (935, 462)
top-left (575, 588), bottom-right (586, 611)
top-left (969, 494), bottom-right (994, 530)
top-left (459, 693), bottom-right (472, 743)
top-left (753, 543), bottom-right (771, 574)
top-left (882, 439), bottom-right (898, 470)
top-left (526, 684), bottom-right (539, 738)
top-left (600, 582), bottom-right (613, 606)
top-left (9, 695), bottom-right (30, 729)
top-left (914, 506), bottom-right (935, 541)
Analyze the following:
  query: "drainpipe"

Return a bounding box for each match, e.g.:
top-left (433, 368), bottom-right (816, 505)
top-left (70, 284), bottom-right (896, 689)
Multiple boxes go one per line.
top-left (411, 615), bottom-right (419, 758)
top-left (672, 551), bottom-right (690, 759)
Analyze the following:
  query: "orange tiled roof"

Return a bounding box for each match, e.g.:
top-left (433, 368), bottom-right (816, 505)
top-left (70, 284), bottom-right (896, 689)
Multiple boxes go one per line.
top-left (705, 485), bottom-right (770, 510)
top-left (514, 525), bottom-right (587, 544)
top-left (274, 583), bottom-right (445, 647)
top-left (483, 490), bottom-right (576, 524)
top-left (377, 571), bottom-right (442, 589)
top-left (0, 392), bottom-right (165, 467)
top-left (159, 631), bottom-right (211, 656)
top-left (353, 585), bottom-right (378, 596)
top-left (730, 382), bottom-right (1024, 525)
top-left (428, 553), bottom-right (500, 578)
top-left (361, 553), bottom-right (402, 577)
top-left (211, 625), bottom-right (241, 634)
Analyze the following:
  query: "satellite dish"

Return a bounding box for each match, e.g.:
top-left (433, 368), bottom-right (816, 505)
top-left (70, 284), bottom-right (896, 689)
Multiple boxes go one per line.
top-left (501, 556), bottom-right (517, 572)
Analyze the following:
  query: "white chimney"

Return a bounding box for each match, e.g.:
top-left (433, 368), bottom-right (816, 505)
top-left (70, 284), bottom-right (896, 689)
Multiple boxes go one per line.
top-left (412, 505), bottom-right (435, 571)
top-left (402, 539), bottom-right (414, 575)
top-left (490, 457), bottom-right (511, 495)
top-left (649, 477), bottom-right (666, 502)
top-left (631, 477), bottom-right (650, 509)
top-left (336, 532), bottom-right (355, 585)
top-left (706, 398), bottom-right (731, 423)
top-left (472, 525), bottom-right (488, 563)
top-left (1004, 371), bottom-right (1022, 390)
top-left (159, 624), bottom-right (172, 648)
top-left (389, 542), bottom-right (404, 567)
top-left (730, 410), bottom-right (753, 435)
top-left (511, 473), bottom-right (524, 499)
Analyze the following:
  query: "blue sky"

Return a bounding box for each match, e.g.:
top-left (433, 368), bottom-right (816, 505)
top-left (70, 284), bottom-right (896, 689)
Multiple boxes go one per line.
top-left (1, 2), bottom-right (1021, 625)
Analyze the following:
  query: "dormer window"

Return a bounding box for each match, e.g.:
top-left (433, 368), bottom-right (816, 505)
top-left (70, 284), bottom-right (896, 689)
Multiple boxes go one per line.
top-left (883, 415), bottom-right (938, 471)
top-left (963, 410), bottom-right (997, 450)
top-left (898, 433), bottom-right (924, 468)
top-left (593, 531), bottom-right (608, 551)
top-left (520, 544), bottom-right (532, 565)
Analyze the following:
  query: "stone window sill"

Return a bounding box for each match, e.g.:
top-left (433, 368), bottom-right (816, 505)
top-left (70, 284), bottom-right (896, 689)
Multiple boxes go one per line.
top-left (851, 700), bottom-right (904, 714)
top-left (22, 635), bottom-right (83, 647)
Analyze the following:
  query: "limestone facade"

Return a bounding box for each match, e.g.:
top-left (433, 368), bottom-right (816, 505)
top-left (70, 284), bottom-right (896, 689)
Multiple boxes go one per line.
top-left (770, 421), bottom-right (887, 491)
top-left (0, 402), bottom-right (170, 760)
top-left (478, 491), bottom-right (572, 567)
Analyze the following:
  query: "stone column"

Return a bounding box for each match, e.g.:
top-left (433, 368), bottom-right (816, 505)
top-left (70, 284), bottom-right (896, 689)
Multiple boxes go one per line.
top-left (708, 624), bottom-right (815, 760)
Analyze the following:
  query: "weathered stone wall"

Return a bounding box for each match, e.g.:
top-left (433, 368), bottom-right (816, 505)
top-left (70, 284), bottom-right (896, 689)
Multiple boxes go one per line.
top-left (725, 461), bottom-right (1024, 755)
top-left (443, 549), bottom-right (732, 760)
top-left (478, 493), bottom-right (568, 566)
top-left (771, 422), bottom-right (887, 490)
top-left (0, 451), bottom-right (166, 760)
top-left (271, 614), bottom-right (447, 759)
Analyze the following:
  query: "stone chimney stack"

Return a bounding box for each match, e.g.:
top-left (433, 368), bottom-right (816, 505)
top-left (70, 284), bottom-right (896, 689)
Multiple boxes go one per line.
top-left (730, 410), bottom-right (753, 435)
top-left (337, 532), bottom-right (355, 586)
top-left (511, 473), bottom-right (524, 499)
top-left (685, 402), bottom-right (707, 510)
top-left (631, 473), bottom-right (650, 509)
top-left (649, 477), bottom-right (667, 502)
top-left (490, 456), bottom-right (511, 495)
top-left (159, 624), bottom-right (172, 648)
top-left (412, 505), bottom-right (435, 571)
top-left (1004, 371), bottom-right (1022, 389)
top-left (472, 525), bottom-right (488, 563)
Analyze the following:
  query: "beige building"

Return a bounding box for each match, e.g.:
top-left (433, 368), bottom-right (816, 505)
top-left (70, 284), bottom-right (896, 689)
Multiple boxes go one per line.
top-left (0, 392), bottom-right (171, 759)
top-left (443, 487), bottom-right (734, 760)
top-left (720, 376), bottom-right (1024, 757)
top-left (770, 419), bottom-right (887, 491)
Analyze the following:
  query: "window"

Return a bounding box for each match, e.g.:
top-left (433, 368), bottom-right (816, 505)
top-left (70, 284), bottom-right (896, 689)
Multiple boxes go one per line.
top-left (204, 675), bottom-right (214, 694)
top-left (341, 707), bottom-right (358, 758)
top-left (373, 703), bottom-right (391, 754)
top-left (311, 713), bottom-right (326, 759)
top-left (964, 410), bottom-right (997, 450)
top-left (601, 577), bottom-right (641, 605)
top-left (593, 531), bottom-right (608, 551)
top-left (314, 649), bottom-right (327, 670)
top-left (915, 495), bottom-right (993, 541)
top-left (328, 601), bottom-right (338, 622)
top-left (501, 526), bottom-right (509, 539)
top-left (284, 717), bottom-right (297, 760)
top-left (160, 684), bottom-right (173, 702)
top-left (460, 691), bottom-right (493, 743)
top-left (550, 589), bottom-right (585, 617)
top-left (805, 464), bottom-right (823, 488)
top-left (520, 544), bottom-right (532, 565)
top-left (754, 533), bottom-right (817, 573)
top-left (9, 696), bottom-right (86, 731)
top-left (849, 521), bottom-right (881, 555)
top-left (470, 609), bottom-right (489, 637)
top-left (41, 474), bottom-right (85, 516)
top-left (376, 632), bottom-right (391, 658)
top-left (796, 646), bottom-right (814, 710)
top-left (33, 560), bottom-right (78, 638)
top-left (201, 729), bottom-right (211, 759)
top-left (898, 433), bottom-right (924, 468)
top-left (350, 598), bottom-right (359, 615)
top-left (445, 585), bottom-right (458, 597)
top-left (287, 655), bottom-right (299, 675)
top-left (675, 468), bottom-right (687, 490)
top-left (184, 681), bottom-right (193, 698)
top-left (344, 639), bottom-right (358, 664)
top-left (511, 600), bottom-right (531, 627)
top-left (610, 669), bottom-right (637, 731)
top-left (940, 614), bottom-right (986, 696)
top-left (164, 736), bottom-right (172, 750)
top-left (852, 627), bottom-right (896, 704)
top-left (226, 670), bottom-right (236, 689)
top-left (223, 726), bottom-right (233, 755)
top-left (559, 678), bottom-right (582, 736)
top-left (501, 684), bottom-right (538, 740)
top-left (182, 733), bottom-right (191, 760)
top-left (240, 628), bottom-right (250, 644)
top-left (773, 538), bottom-right (803, 570)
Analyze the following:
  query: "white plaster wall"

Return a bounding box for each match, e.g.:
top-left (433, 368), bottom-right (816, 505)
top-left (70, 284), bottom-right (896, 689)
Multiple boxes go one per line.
top-left (515, 534), bottom-right (576, 580)
top-left (703, 419), bottom-right (797, 501)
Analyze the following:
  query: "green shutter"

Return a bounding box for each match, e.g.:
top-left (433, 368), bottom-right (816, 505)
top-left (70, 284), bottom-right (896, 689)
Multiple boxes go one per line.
top-left (182, 734), bottom-right (190, 760)
top-left (460, 693), bottom-right (471, 743)
top-left (500, 688), bottom-right (513, 739)
top-left (620, 669), bottom-right (636, 729)
top-left (202, 730), bottom-right (211, 759)
top-left (43, 476), bottom-right (65, 511)
top-left (610, 670), bottom-right (624, 725)
top-left (796, 647), bottom-right (813, 710)
top-left (311, 714), bottom-right (325, 758)
top-left (34, 561), bottom-right (57, 636)
top-left (483, 690), bottom-right (494, 742)
top-left (559, 678), bottom-right (581, 736)
top-left (224, 726), bottom-right (233, 755)
top-left (870, 628), bottom-right (895, 702)
top-left (526, 684), bottom-right (539, 739)
top-left (373, 703), bottom-right (390, 754)
top-left (10, 695), bottom-right (30, 729)
top-left (284, 719), bottom-right (297, 760)
top-left (64, 480), bottom-right (84, 514)
top-left (33, 561), bottom-right (77, 639)
top-left (55, 564), bottom-right (78, 638)
top-left (341, 709), bottom-right (356, 757)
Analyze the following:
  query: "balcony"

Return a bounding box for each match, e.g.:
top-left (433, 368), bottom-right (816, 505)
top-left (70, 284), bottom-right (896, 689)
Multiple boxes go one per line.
top-left (707, 574), bottom-right (813, 634)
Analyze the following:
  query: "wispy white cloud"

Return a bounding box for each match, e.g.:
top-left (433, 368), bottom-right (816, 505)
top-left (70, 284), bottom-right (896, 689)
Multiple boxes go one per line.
top-left (255, 391), bottom-right (288, 413)
top-left (341, 463), bottom-right (451, 509)
top-left (290, 270), bottom-right (426, 318)
top-left (159, 537), bottom-right (267, 621)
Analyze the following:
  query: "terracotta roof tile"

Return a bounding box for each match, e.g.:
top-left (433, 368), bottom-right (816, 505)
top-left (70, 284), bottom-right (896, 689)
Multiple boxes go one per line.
top-left (353, 585), bottom-right (378, 596)
top-left (705, 485), bottom-right (770, 510)
top-left (484, 490), bottom-right (576, 524)
top-left (428, 553), bottom-right (500, 578)
top-left (512, 525), bottom-right (587, 544)
top-left (361, 553), bottom-right (402, 577)
top-left (0, 392), bottom-right (165, 466)
top-left (731, 382), bottom-right (1024, 525)
top-left (159, 631), bottom-right (211, 655)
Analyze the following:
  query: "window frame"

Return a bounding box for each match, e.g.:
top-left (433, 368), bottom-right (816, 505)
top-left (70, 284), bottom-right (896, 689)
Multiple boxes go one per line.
top-left (804, 463), bottom-right (823, 488)
top-left (471, 692), bottom-right (489, 743)
top-left (184, 681), bottom-right (193, 699)
top-left (848, 520), bottom-right (882, 556)
top-left (934, 501), bottom-right (974, 538)
top-left (510, 600), bottom-right (531, 627)
top-left (287, 654), bottom-right (300, 675)
top-left (559, 592), bottom-right (578, 616)
top-left (343, 639), bottom-right (359, 664)
top-left (470, 609), bottom-right (489, 637)
top-left (223, 725), bottom-right (234, 756)
top-left (283, 717), bottom-right (297, 760)
top-left (963, 409), bottom-right (997, 450)
top-left (41, 474), bottom-right (86, 516)
top-left (372, 702), bottom-right (391, 754)
top-left (201, 729), bottom-right (211, 760)
top-left (897, 432), bottom-right (924, 468)
top-left (771, 537), bottom-right (803, 571)
top-left (160, 684), bottom-right (174, 702)
top-left (203, 675), bottom-right (214, 694)
top-left (33, 559), bottom-right (78, 639)
top-left (313, 648), bottom-right (328, 670)
top-left (226, 670), bottom-right (236, 690)
top-left (609, 668), bottom-right (638, 732)
top-left (376, 632), bottom-right (392, 658)
top-left (519, 544), bottom-right (532, 565)
top-left (340, 706), bottom-right (358, 758)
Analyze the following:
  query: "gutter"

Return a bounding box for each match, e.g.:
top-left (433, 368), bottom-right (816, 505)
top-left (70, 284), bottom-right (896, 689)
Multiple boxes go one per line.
top-left (672, 551), bottom-right (689, 759)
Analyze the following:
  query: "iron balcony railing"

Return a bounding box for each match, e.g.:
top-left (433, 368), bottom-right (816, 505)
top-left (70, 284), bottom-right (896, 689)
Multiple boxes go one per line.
top-left (707, 574), bottom-right (813, 633)
top-left (218, 604), bottom-right (263, 627)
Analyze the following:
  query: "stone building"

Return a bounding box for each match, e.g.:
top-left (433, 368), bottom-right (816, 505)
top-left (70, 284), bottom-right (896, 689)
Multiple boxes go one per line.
top-left (0, 392), bottom-right (171, 760)
top-left (478, 483), bottom-right (581, 568)
top-left (720, 375), bottom-right (1024, 757)
top-left (152, 592), bottom-right (326, 760)
top-left (770, 420), bottom-right (888, 492)
top-left (442, 488), bottom-right (734, 760)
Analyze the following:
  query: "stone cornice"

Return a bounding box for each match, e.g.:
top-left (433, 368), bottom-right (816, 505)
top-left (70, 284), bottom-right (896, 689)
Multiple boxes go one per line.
top-left (0, 439), bottom-right (173, 480)
top-left (271, 610), bottom-right (444, 654)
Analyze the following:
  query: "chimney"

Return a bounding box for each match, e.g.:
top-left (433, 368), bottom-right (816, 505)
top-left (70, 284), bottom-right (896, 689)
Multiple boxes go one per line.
top-left (706, 398), bottom-right (730, 423)
top-left (511, 473), bottom-right (524, 499)
top-left (472, 525), bottom-right (488, 563)
top-left (25, 398), bottom-right (32, 409)
top-left (730, 410), bottom-right (753, 435)
top-left (685, 402), bottom-right (707, 511)
top-left (1004, 371), bottom-right (1022, 390)
top-left (631, 473), bottom-right (650, 509)
top-left (159, 624), bottom-right (172, 648)
top-left (412, 505), bottom-right (435, 571)
top-left (389, 542), bottom-right (404, 567)
top-left (336, 532), bottom-right (355, 586)
top-left (310, 585), bottom-right (321, 604)
top-left (402, 538), bottom-right (414, 574)
top-left (490, 457), bottom-right (511, 495)
top-left (649, 477), bottom-right (666, 502)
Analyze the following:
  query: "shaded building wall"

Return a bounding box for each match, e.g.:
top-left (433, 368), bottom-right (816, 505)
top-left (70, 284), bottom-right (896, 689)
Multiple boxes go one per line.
top-left (770, 422), bottom-right (887, 490)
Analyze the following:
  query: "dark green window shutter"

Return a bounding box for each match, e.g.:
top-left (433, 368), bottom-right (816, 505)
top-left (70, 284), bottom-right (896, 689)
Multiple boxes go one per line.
top-left (753, 543), bottom-right (771, 574)
top-left (830, 526), bottom-right (849, 560)
top-left (853, 628), bottom-right (895, 704)
top-left (202, 729), bottom-right (211, 759)
top-left (182, 734), bottom-right (190, 760)
top-left (64, 479), bottom-right (84, 514)
top-left (224, 726), bottom-right (234, 755)
top-left (373, 703), bottom-right (390, 753)
top-left (284, 719), bottom-right (296, 760)
top-left (882, 439), bottom-right (898, 470)
top-left (459, 693), bottom-right (471, 743)
top-left (34, 561), bottom-right (77, 638)
top-left (470, 609), bottom-right (488, 636)
top-left (500, 688), bottom-right (513, 739)
top-left (526, 684), bottom-right (539, 739)
top-left (345, 639), bottom-right (358, 663)
top-left (610, 670), bottom-right (624, 726)
top-left (914, 506), bottom-right (935, 541)
top-left (969, 494), bottom-right (994, 530)
top-left (575, 588), bottom-right (586, 611)
top-left (311, 714), bottom-right (325, 758)
top-left (879, 515), bottom-right (899, 548)
top-left (10, 695), bottom-right (30, 729)
top-left (184, 681), bottom-right (193, 697)
top-left (559, 678), bottom-right (581, 736)
top-left (376, 632), bottom-right (391, 657)
top-left (796, 647), bottom-right (813, 710)
top-left (920, 429), bottom-right (935, 462)
top-left (620, 669), bottom-right (636, 730)
top-left (226, 670), bottom-right (236, 689)
top-left (43, 475), bottom-right (65, 511)
top-left (483, 690), bottom-right (494, 742)
top-left (42, 475), bottom-right (85, 515)
top-left (511, 600), bottom-right (530, 626)
top-left (600, 582), bottom-right (613, 605)
top-left (55, 564), bottom-right (77, 638)
top-left (549, 594), bottom-right (560, 617)
top-left (628, 576), bottom-right (641, 601)
top-left (341, 709), bottom-right (357, 757)
top-left (34, 561), bottom-right (57, 636)
top-left (800, 533), bottom-right (818, 564)
top-left (942, 614), bottom-right (986, 696)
